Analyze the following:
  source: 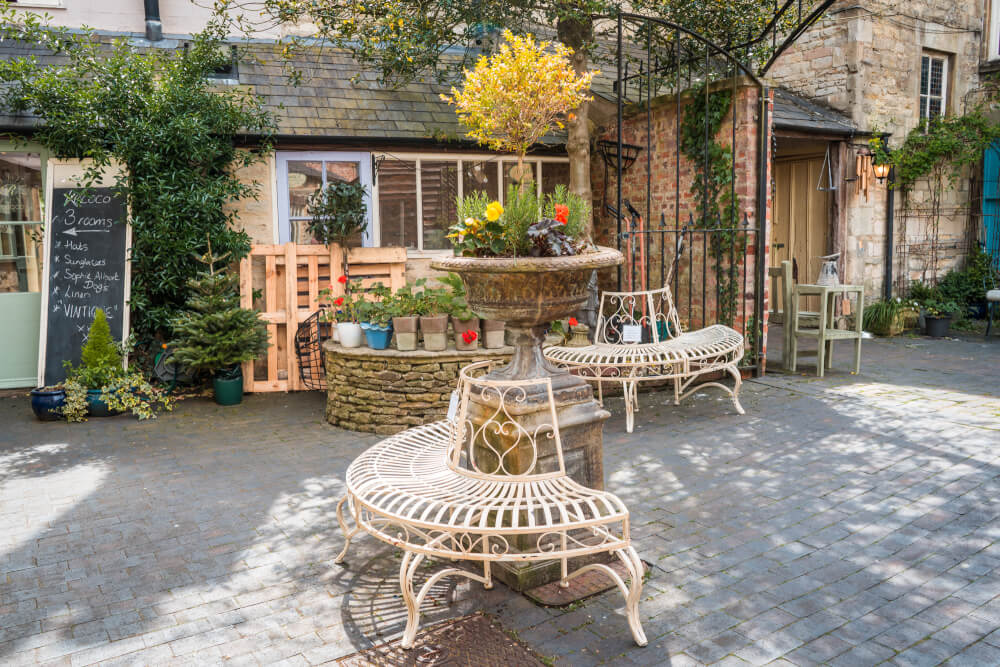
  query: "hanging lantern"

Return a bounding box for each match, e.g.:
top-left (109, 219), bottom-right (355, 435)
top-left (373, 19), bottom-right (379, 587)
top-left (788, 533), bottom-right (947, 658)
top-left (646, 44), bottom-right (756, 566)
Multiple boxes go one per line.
top-left (872, 158), bottom-right (891, 183)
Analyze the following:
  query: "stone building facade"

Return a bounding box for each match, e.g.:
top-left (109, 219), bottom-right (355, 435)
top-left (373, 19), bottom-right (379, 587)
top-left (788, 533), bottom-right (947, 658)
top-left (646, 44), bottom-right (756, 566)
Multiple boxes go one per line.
top-left (767, 0), bottom-right (989, 296)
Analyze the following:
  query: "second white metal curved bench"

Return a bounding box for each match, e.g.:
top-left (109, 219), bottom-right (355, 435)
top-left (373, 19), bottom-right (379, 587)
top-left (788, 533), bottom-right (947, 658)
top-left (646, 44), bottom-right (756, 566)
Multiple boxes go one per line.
top-left (334, 362), bottom-right (647, 649)
top-left (545, 285), bottom-right (745, 433)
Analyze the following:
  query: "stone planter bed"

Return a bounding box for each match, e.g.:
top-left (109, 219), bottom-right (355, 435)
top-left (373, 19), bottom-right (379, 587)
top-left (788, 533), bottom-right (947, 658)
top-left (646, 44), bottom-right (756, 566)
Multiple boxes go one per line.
top-left (323, 340), bottom-right (514, 435)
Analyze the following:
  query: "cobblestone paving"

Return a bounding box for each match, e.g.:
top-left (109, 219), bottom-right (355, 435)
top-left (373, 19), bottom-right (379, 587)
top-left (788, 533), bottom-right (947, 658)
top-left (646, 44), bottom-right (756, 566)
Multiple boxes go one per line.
top-left (2, 333), bottom-right (999, 666)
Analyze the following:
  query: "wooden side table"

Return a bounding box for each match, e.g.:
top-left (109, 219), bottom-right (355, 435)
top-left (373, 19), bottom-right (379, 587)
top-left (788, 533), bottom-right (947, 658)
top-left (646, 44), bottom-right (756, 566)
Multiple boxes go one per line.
top-left (789, 284), bottom-right (864, 377)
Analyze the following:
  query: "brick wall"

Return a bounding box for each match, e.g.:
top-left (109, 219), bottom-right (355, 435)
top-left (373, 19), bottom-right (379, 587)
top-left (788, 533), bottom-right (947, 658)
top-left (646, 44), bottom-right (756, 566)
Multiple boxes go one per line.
top-left (590, 82), bottom-right (771, 362)
top-left (769, 0), bottom-right (984, 294)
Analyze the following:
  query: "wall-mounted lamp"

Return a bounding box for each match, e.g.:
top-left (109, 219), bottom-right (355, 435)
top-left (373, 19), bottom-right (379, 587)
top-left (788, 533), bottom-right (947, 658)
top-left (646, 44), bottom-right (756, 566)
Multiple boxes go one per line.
top-left (870, 138), bottom-right (892, 184)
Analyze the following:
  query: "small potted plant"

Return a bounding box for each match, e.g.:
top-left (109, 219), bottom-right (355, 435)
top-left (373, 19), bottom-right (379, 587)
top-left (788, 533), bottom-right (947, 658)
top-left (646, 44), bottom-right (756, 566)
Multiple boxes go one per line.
top-left (320, 276), bottom-right (363, 348)
top-left (923, 299), bottom-right (959, 337)
top-left (62, 308), bottom-right (125, 417)
top-left (358, 282), bottom-right (394, 350)
top-left (391, 279), bottom-right (425, 351)
top-left (418, 286), bottom-right (450, 352)
top-left (30, 385), bottom-right (66, 421)
top-left (169, 242), bottom-right (270, 405)
top-left (440, 273), bottom-right (480, 349)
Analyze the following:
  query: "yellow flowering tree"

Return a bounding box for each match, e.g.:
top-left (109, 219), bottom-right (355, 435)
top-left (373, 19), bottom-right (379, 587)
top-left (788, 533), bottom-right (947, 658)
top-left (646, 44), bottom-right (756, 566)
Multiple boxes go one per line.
top-left (442, 31), bottom-right (594, 194)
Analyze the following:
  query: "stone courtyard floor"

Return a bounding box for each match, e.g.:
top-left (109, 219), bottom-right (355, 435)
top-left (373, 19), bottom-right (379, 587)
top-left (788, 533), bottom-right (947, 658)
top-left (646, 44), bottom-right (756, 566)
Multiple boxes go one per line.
top-left (2, 332), bottom-right (1000, 666)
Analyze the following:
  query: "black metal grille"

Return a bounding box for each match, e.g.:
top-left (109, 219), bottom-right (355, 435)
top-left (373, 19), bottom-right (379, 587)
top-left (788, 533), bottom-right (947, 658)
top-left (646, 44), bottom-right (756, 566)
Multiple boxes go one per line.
top-left (295, 309), bottom-right (335, 390)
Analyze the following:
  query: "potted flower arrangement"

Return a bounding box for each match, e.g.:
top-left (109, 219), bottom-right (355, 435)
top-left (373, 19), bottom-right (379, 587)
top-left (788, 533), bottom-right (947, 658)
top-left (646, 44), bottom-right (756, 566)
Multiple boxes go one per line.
top-left (319, 275), bottom-right (364, 348)
top-left (169, 242), bottom-right (270, 405)
top-left (357, 282), bottom-right (394, 350)
top-left (438, 272), bottom-right (480, 351)
top-left (923, 299), bottom-right (960, 337)
top-left (434, 31), bottom-right (620, 378)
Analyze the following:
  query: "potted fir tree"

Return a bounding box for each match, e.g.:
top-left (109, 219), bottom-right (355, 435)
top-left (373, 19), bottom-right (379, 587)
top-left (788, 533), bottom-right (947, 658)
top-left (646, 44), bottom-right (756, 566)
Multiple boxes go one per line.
top-left (169, 242), bottom-right (270, 405)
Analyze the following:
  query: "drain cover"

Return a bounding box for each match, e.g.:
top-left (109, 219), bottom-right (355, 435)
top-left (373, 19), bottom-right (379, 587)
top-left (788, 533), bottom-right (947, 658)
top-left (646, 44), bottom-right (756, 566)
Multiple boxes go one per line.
top-left (524, 559), bottom-right (649, 607)
top-left (336, 613), bottom-right (547, 666)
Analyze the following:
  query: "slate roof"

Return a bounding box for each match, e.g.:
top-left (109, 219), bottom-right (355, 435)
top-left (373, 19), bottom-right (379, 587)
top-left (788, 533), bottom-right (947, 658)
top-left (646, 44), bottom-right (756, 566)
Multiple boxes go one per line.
top-left (772, 87), bottom-right (857, 136)
top-left (0, 35), bottom-right (567, 146)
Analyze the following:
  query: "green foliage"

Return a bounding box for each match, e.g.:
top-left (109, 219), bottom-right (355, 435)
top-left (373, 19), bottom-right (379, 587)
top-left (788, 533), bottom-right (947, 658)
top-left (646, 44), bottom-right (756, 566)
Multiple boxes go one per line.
top-left (501, 184), bottom-right (542, 255)
top-left (862, 298), bottom-right (917, 335)
top-left (908, 280), bottom-right (939, 303)
top-left (100, 370), bottom-right (174, 420)
top-left (317, 278), bottom-right (360, 323)
top-left (543, 185), bottom-right (589, 241)
top-left (169, 243), bottom-right (270, 375)
top-left (923, 298), bottom-right (960, 318)
top-left (355, 282), bottom-right (393, 327)
top-left (389, 278), bottom-right (430, 317)
top-left (437, 273), bottom-right (476, 320)
top-left (936, 246), bottom-right (994, 315)
top-left (888, 111), bottom-right (1000, 193)
top-left (0, 9), bottom-right (276, 339)
top-left (306, 180), bottom-right (368, 246)
top-left (58, 378), bottom-right (89, 423)
top-left (679, 84), bottom-right (742, 325)
top-left (79, 309), bottom-right (122, 381)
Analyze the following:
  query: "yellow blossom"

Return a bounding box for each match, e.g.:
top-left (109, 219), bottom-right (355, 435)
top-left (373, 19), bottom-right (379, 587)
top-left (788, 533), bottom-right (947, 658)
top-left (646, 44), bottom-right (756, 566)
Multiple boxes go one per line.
top-left (485, 202), bottom-right (503, 222)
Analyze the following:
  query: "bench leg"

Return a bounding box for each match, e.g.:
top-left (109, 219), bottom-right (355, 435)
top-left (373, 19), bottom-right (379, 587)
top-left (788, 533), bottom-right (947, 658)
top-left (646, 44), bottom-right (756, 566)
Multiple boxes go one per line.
top-left (726, 365), bottom-right (746, 415)
top-left (399, 551), bottom-right (423, 649)
top-left (334, 494), bottom-right (361, 564)
top-left (623, 380), bottom-right (638, 434)
top-left (619, 546), bottom-right (648, 647)
top-left (673, 365), bottom-right (681, 406)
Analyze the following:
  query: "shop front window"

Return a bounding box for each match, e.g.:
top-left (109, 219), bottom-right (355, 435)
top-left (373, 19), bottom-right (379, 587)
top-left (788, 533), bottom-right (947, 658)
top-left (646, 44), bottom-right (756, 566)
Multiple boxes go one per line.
top-left (0, 152), bottom-right (44, 293)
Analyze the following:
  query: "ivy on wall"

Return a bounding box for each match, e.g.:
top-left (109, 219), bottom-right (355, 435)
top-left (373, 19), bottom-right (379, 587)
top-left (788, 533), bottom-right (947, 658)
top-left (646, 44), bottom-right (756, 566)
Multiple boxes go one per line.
top-left (679, 83), bottom-right (742, 325)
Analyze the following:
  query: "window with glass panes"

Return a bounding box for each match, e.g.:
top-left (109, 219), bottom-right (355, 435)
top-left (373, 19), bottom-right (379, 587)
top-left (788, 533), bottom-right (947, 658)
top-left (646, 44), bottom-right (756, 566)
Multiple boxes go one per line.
top-left (374, 155), bottom-right (570, 252)
top-left (919, 54), bottom-right (948, 121)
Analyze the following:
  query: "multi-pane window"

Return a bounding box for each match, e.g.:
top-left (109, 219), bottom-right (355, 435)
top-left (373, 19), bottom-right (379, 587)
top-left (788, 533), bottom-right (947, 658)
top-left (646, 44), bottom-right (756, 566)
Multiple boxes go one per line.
top-left (0, 152), bottom-right (44, 294)
top-left (374, 155), bottom-right (571, 252)
top-left (919, 54), bottom-right (948, 121)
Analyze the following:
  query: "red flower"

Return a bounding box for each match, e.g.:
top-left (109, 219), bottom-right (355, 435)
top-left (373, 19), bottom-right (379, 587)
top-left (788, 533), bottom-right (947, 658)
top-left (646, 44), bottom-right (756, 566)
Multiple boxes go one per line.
top-left (568, 317), bottom-right (579, 327)
top-left (554, 204), bottom-right (569, 225)
top-left (462, 329), bottom-right (478, 344)
top-left (334, 297), bottom-right (345, 307)
top-left (337, 275), bottom-right (348, 284)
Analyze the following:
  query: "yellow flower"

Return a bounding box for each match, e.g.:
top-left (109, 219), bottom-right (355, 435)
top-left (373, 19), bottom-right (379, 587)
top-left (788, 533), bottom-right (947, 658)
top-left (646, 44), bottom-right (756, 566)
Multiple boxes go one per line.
top-left (485, 201), bottom-right (504, 222)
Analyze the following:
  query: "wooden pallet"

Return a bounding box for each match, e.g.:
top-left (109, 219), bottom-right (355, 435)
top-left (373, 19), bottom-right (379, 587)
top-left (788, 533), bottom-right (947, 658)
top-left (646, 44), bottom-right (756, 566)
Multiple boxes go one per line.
top-left (239, 243), bottom-right (406, 393)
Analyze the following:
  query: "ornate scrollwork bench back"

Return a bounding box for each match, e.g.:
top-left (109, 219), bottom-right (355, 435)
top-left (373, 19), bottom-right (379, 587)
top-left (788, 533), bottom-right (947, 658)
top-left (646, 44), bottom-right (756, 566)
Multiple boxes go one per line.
top-left (333, 360), bottom-right (648, 649)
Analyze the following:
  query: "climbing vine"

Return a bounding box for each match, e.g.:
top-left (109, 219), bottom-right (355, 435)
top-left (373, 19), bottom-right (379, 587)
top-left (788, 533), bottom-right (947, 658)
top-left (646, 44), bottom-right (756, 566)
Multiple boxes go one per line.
top-left (680, 83), bottom-right (741, 325)
top-left (872, 103), bottom-right (1000, 286)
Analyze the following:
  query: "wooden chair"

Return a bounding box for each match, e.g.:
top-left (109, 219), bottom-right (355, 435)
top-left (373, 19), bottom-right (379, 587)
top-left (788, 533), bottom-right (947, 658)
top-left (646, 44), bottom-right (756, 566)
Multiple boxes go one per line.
top-left (334, 361), bottom-right (647, 649)
top-left (767, 260), bottom-right (818, 369)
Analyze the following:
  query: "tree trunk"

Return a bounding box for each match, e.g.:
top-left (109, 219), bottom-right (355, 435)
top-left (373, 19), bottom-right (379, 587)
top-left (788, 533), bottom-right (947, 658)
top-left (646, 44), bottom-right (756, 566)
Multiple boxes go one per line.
top-left (558, 13), bottom-right (595, 240)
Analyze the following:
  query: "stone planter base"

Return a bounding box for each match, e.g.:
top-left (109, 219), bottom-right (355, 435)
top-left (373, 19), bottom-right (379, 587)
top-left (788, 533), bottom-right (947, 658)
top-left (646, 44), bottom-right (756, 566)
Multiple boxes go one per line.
top-left (323, 340), bottom-right (514, 435)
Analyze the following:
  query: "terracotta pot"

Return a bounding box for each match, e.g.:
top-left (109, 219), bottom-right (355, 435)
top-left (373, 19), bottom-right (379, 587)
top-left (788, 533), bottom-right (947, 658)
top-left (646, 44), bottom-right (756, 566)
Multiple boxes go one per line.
top-left (420, 314), bottom-right (449, 351)
top-left (431, 247), bottom-right (622, 381)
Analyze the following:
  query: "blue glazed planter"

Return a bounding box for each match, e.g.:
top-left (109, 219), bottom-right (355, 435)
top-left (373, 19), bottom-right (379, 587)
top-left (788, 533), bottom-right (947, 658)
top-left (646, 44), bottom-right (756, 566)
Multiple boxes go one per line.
top-left (86, 389), bottom-right (120, 417)
top-left (30, 388), bottom-right (66, 421)
top-left (361, 322), bottom-right (393, 350)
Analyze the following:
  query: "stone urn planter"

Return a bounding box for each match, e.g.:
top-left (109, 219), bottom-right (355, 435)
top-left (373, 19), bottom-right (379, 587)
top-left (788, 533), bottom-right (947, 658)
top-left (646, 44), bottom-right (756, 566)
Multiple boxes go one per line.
top-left (432, 246), bottom-right (622, 591)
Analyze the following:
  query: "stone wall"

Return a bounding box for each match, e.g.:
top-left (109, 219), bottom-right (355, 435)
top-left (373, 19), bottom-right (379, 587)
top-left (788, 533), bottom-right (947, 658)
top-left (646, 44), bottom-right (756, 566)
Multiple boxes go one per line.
top-left (324, 342), bottom-right (513, 435)
top-left (768, 0), bottom-right (984, 293)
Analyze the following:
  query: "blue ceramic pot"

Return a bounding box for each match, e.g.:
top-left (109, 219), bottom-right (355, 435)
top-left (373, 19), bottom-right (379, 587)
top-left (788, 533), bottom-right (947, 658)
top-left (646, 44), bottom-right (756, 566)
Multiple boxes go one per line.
top-left (362, 323), bottom-right (393, 350)
top-left (86, 389), bottom-right (120, 417)
top-left (30, 388), bottom-right (66, 421)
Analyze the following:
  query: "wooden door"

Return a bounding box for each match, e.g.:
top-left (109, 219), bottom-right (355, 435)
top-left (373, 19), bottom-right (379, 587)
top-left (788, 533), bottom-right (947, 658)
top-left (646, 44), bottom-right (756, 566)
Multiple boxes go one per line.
top-left (773, 156), bottom-right (831, 311)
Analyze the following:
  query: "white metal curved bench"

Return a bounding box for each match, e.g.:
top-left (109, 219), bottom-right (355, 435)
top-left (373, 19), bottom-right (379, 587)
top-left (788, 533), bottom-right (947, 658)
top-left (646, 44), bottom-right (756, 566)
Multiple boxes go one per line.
top-left (545, 283), bottom-right (745, 433)
top-left (334, 362), bottom-right (647, 649)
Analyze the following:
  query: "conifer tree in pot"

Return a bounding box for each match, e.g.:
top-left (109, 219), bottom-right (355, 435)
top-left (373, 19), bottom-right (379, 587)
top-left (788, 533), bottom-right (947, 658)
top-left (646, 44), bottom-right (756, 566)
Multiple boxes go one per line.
top-left (169, 241), bottom-right (270, 405)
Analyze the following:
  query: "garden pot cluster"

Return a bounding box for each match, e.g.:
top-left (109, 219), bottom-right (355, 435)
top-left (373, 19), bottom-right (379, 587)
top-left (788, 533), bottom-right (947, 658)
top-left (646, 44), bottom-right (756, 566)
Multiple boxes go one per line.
top-left (323, 275), bottom-right (506, 353)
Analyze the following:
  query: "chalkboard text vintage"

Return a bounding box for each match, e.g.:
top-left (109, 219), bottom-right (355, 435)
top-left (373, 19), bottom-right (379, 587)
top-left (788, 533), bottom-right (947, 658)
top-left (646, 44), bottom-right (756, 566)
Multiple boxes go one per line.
top-left (39, 187), bottom-right (130, 386)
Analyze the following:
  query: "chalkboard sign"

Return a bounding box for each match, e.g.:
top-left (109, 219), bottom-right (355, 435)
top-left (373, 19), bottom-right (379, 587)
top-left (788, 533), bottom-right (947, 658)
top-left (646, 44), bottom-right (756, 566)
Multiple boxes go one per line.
top-left (39, 187), bottom-right (129, 386)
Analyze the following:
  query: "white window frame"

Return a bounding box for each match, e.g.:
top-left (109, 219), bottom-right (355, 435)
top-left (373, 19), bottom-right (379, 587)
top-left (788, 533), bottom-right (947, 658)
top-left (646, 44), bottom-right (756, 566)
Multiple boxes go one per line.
top-left (919, 53), bottom-right (949, 121)
top-left (990, 0), bottom-right (1000, 61)
top-left (275, 151), bottom-right (374, 246)
top-left (372, 152), bottom-right (571, 257)
top-left (9, 0), bottom-right (64, 8)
